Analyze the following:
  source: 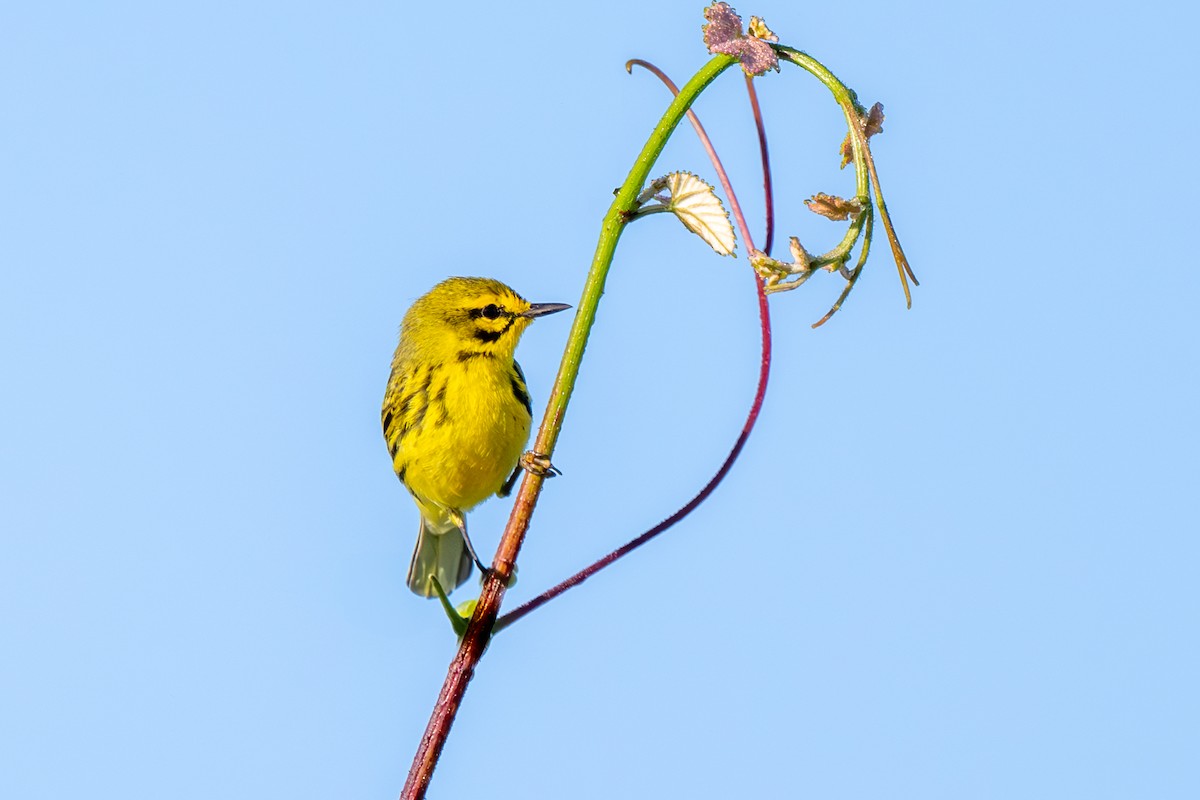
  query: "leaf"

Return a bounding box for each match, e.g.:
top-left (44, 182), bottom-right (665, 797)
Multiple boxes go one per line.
top-left (805, 193), bottom-right (863, 221)
top-left (839, 135), bottom-right (854, 170)
top-left (840, 102), bottom-right (887, 168)
top-left (863, 102), bottom-right (886, 139)
top-left (657, 172), bottom-right (737, 256)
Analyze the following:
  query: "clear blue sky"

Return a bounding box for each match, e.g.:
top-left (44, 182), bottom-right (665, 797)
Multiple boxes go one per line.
top-left (3, 2), bottom-right (1197, 798)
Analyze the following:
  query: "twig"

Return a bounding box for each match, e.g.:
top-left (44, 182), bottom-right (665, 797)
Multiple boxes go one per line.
top-left (498, 64), bottom-right (776, 630)
top-left (399, 55), bottom-right (741, 800)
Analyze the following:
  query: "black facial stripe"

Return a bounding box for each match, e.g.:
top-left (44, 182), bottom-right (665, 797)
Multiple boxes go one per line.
top-left (473, 328), bottom-right (503, 343)
top-left (472, 316), bottom-right (517, 343)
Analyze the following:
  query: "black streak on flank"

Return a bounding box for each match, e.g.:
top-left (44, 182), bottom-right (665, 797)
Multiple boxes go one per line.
top-left (397, 386), bottom-right (413, 417)
top-left (456, 350), bottom-right (494, 362)
top-left (409, 398), bottom-right (427, 432)
top-left (407, 369), bottom-right (433, 432)
top-left (382, 410), bottom-right (393, 433)
top-left (434, 382), bottom-right (450, 427)
top-left (510, 376), bottom-right (532, 416)
top-left (397, 367), bottom-right (432, 417)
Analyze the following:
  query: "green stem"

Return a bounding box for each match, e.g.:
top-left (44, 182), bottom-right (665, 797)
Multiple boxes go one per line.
top-left (774, 46), bottom-right (869, 203)
top-left (399, 52), bottom-right (738, 800)
top-left (776, 44), bottom-right (916, 309)
top-left (536, 53), bottom-right (737, 456)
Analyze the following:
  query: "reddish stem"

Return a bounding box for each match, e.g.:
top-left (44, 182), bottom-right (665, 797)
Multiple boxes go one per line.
top-left (498, 280), bottom-right (770, 629)
top-left (744, 74), bottom-right (774, 256)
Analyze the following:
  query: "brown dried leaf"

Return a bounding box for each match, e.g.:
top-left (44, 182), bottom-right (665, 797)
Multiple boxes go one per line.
top-left (805, 193), bottom-right (863, 221)
top-left (839, 133), bottom-right (854, 169)
top-left (839, 102), bottom-right (886, 168)
top-left (863, 102), bottom-right (885, 139)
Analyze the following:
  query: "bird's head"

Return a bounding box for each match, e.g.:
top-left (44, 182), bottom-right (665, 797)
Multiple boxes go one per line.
top-left (402, 277), bottom-right (570, 360)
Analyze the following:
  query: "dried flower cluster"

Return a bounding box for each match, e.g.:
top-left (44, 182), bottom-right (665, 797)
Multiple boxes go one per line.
top-left (702, 1), bottom-right (779, 76)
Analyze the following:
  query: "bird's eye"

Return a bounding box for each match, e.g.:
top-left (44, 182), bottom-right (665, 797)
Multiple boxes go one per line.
top-left (481, 304), bottom-right (502, 320)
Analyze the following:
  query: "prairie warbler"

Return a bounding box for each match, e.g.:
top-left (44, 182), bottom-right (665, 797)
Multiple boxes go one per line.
top-left (382, 277), bottom-right (569, 597)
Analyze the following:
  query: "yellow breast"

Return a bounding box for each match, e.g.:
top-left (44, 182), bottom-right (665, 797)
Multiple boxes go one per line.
top-left (396, 357), bottom-right (531, 513)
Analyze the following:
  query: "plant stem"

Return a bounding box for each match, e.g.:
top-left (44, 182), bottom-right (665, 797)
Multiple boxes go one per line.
top-left (744, 74), bottom-right (774, 256)
top-left (774, 47), bottom-right (870, 209)
top-left (498, 59), bottom-right (775, 632)
top-left (774, 45), bottom-right (916, 310)
top-left (534, 53), bottom-right (738, 459)
top-left (399, 53), bottom-right (738, 800)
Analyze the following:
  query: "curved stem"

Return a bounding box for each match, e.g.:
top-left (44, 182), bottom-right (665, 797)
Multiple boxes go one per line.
top-left (744, 75), bottom-right (774, 256)
top-left (812, 208), bottom-right (873, 328)
top-left (774, 46), bottom-right (869, 203)
top-left (498, 67), bottom-right (777, 632)
top-left (399, 53), bottom-right (739, 800)
top-left (774, 44), bottom-right (916, 311)
top-left (498, 275), bottom-right (770, 631)
top-left (625, 58), bottom-right (757, 251)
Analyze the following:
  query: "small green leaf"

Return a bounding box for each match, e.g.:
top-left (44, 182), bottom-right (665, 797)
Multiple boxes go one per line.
top-left (642, 171), bottom-right (736, 256)
top-left (431, 577), bottom-right (471, 637)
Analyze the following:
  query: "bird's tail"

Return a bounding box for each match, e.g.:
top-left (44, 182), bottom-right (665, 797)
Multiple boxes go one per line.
top-left (406, 510), bottom-right (473, 598)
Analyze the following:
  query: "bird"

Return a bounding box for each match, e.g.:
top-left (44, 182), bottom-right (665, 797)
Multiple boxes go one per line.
top-left (382, 277), bottom-right (570, 597)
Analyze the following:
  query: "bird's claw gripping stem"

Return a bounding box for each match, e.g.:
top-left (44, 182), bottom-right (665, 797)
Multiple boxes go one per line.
top-left (519, 451), bottom-right (561, 478)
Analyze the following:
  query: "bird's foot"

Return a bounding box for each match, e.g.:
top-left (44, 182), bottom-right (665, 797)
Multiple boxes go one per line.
top-left (519, 450), bottom-right (561, 478)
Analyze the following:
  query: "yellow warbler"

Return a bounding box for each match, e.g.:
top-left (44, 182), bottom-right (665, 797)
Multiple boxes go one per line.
top-left (382, 277), bottom-right (569, 597)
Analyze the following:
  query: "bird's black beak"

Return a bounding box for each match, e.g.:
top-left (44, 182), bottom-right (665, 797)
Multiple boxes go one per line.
top-left (522, 302), bottom-right (572, 319)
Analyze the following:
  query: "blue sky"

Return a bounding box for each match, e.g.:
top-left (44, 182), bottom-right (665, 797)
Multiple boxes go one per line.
top-left (3, 1), bottom-right (1197, 798)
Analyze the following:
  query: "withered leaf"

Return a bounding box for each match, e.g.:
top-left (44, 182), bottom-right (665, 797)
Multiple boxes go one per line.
top-left (839, 134), bottom-right (855, 169)
top-left (805, 193), bottom-right (863, 221)
top-left (863, 102), bottom-right (885, 139)
top-left (839, 101), bottom-right (887, 168)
